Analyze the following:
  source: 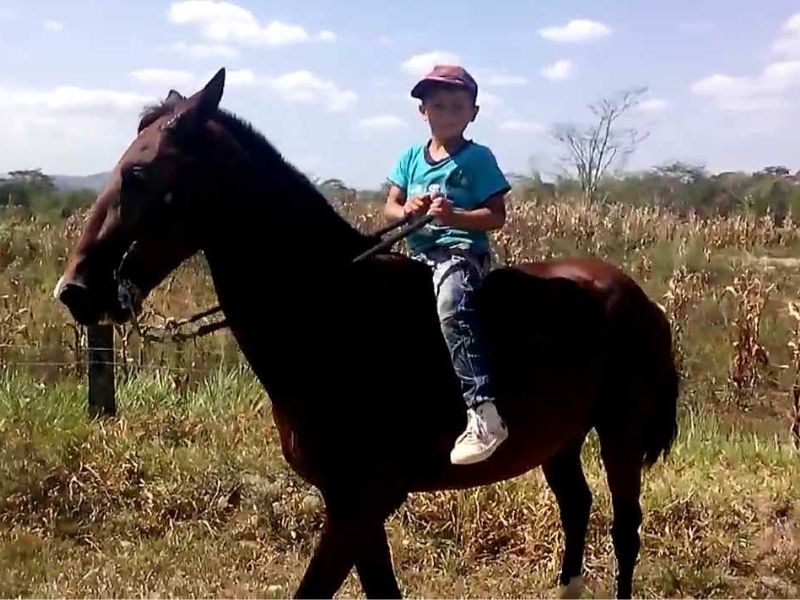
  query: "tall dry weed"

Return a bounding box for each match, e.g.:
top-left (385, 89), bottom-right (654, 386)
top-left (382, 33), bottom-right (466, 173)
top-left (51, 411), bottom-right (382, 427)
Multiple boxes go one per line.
top-left (786, 302), bottom-right (800, 448)
top-left (662, 266), bottom-right (710, 377)
top-left (723, 271), bottom-right (774, 407)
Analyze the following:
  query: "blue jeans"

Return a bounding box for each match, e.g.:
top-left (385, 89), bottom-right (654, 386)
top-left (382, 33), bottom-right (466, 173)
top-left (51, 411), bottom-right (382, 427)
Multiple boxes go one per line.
top-left (413, 246), bottom-right (496, 409)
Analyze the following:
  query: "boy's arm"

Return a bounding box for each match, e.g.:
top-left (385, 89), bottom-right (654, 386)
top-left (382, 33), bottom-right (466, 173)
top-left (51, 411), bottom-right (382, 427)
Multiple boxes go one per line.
top-left (450, 193), bottom-right (506, 231)
top-left (384, 184), bottom-right (433, 221)
top-left (454, 145), bottom-right (509, 231)
top-left (384, 184), bottom-right (408, 221)
top-left (429, 192), bottom-right (507, 231)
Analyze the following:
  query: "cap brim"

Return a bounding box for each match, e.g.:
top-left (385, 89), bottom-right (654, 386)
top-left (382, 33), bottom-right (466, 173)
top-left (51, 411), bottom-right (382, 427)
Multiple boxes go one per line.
top-left (410, 76), bottom-right (472, 99)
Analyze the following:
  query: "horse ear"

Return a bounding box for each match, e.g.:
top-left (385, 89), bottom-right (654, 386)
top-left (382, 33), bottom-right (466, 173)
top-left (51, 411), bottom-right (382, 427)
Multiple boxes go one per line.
top-left (176, 68), bottom-right (226, 132)
top-left (196, 68), bottom-right (226, 121)
top-left (164, 89), bottom-right (186, 106)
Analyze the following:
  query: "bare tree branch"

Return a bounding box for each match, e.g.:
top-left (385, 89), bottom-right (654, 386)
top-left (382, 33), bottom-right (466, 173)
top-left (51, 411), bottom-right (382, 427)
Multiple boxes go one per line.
top-left (551, 86), bottom-right (649, 202)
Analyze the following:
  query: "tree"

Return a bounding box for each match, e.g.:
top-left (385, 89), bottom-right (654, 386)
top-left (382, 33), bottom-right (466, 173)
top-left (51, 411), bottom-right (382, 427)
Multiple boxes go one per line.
top-left (551, 87), bottom-right (649, 202)
top-left (760, 165), bottom-right (790, 178)
top-left (653, 161), bottom-right (708, 184)
top-left (7, 169), bottom-right (56, 194)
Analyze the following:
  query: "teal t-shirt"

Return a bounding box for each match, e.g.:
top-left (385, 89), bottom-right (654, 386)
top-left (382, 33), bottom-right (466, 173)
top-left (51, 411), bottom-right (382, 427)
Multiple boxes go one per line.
top-left (387, 140), bottom-right (510, 254)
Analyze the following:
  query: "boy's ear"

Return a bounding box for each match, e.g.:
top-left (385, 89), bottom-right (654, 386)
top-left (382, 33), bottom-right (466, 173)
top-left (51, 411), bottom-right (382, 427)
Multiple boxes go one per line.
top-left (418, 103), bottom-right (428, 120)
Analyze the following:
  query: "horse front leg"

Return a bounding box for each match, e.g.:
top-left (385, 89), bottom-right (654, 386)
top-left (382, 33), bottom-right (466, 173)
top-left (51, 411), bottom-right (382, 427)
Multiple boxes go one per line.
top-left (294, 488), bottom-right (406, 599)
top-left (294, 512), bottom-right (357, 599)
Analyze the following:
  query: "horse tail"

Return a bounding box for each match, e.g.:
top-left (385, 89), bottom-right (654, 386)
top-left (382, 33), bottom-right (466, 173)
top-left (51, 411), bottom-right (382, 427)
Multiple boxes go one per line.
top-left (642, 299), bottom-right (680, 468)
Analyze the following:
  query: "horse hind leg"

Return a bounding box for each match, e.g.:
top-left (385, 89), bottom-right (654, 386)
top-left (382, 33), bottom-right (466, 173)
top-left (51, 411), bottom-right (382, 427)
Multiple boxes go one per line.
top-left (597, 429), bottom-right (644, 599)
top-left (543, 436), bottom-right (593, 599)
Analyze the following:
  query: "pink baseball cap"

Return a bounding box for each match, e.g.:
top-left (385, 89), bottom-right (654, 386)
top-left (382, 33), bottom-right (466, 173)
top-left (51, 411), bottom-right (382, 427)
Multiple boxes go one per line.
top-left (410, 64), bottom-right (478, 100)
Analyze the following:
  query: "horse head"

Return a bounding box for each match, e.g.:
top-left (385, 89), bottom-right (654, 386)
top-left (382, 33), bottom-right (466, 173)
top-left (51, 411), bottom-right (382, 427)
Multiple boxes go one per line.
top-left (55, 68), bottom-right (228, 325)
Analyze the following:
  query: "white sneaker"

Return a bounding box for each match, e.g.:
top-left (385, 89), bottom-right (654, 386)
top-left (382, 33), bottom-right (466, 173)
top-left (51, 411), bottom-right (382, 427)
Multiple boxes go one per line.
top-left (450, 401), bottom-right (508, 465)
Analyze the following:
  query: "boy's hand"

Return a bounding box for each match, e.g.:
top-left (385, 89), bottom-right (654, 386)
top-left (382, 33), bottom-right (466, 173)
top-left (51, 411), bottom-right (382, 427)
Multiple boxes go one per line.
top-left (428, 196), bottom-right (455, 225)
top-left (403, 194), bottom-right (432, 217)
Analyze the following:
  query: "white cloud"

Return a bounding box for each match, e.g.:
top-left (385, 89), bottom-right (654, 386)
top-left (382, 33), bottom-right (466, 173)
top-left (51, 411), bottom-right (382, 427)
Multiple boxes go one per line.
top-left (538, 19), bottom-right (611, 43)
top-left (477, 69), bottom-right (527, 86)
top-left (263, 71), bottom-right (357, 111)
top-left (0, 84), bottom-right (157, 175)
top-left (168, 41), bottom-right (240, 58)
top-left (477, 90), bottom-right (502, 107)
top-left (541, 59), bottom-right (573, 81)
top-left (127, 67), bottom-right (356, 111)
top-left (0, 86), bottom-right (153, 113)
top-left (169, 0), bottom-right (252, 25)
top-left (0, 6), bottom-right (11, 18)
top-left (774, 36), bottom-right (800, 57)
top-left (357, 115), bottom-right (407, 131)
top-left (498, 119), bottom-right (544, 133)
top-left (214, 19), bottom-right (308, 45)
top-left (130, 69), bottom-right (196, 86)
top-left (43, 20), bottom-right (63, 32)
top-left (785, 13), bottom-right (800, 30)
top-left (377, 35), bottom-right (394, 47)
top-left (774, 12), bottom-right (800, 57)
top-left (0, 85), bottom-right (153, 114)
top-left (691, 60), bottom-right (800, 111)
top-left (226, 68), bottom-right (257, 86)
top-left (168, 1), bottom-right (333, 47)
top-left (401, 51), bottom-right (460, 76)
top-left (637, 98), bottom-right (669, 113)
top-left (476, 90), bottom-right (503, 119)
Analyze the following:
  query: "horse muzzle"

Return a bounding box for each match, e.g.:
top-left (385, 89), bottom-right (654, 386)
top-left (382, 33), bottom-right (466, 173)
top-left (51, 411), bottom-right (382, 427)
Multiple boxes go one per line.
top-left (55, 276), bottom-right (106, 325)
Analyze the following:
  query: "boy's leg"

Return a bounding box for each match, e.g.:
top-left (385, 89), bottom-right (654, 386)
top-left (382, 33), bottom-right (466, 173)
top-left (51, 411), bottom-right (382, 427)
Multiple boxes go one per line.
top-left (429, 248), bottom-right (508, 465)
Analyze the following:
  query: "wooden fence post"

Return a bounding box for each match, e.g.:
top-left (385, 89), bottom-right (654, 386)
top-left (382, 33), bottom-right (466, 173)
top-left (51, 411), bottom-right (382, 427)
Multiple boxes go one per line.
top-left (87, 324), bottom-right (116, 418)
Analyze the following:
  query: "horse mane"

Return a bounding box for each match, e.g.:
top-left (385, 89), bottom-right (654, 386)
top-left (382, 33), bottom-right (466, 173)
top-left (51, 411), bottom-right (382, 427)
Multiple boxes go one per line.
top-left (139, 101), bottom-right (321, 195)
top-left (139, 100), bottom-right (372, 249)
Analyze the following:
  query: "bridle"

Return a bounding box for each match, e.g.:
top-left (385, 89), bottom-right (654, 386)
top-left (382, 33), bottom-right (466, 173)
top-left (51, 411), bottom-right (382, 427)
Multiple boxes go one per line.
top-left (113, 213), bottom-right (433, 343)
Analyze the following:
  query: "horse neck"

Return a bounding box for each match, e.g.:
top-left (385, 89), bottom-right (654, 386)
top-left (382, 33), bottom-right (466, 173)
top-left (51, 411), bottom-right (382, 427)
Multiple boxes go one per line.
top-left (203, 158), bottom-right (371, 280)
top-left (198, 163), bottom-right (371, 402)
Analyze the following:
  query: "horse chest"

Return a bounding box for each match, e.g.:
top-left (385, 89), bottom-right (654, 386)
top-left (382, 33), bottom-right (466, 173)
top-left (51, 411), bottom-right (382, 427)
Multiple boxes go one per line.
top-left (270, 411), bottom-right (304, 470)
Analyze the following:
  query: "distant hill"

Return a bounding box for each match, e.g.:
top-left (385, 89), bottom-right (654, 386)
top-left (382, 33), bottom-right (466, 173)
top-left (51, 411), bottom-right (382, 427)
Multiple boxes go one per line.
top-left (50, 172), bottom-right (111, 193)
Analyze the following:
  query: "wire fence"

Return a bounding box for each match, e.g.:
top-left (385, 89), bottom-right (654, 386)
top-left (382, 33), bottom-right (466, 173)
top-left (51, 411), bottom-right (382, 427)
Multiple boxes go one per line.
top-left (3, 326), bottom-right (800, 449)
top-left (1, 325), bottom-right (249, 416)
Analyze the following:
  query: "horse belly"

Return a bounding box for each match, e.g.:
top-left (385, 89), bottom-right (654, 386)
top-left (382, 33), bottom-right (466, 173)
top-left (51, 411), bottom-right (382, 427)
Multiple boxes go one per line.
top-left (411, 376), bottom-right (598, 493)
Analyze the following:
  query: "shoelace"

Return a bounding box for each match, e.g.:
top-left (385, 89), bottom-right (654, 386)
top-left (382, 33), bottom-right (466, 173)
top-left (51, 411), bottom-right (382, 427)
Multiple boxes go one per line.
top-left (465, 409), bottom-right (489, 441)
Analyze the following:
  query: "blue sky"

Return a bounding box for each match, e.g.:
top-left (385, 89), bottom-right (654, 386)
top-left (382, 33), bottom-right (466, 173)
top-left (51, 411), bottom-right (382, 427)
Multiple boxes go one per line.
top-left (2, 0), bottom-right (800, 188)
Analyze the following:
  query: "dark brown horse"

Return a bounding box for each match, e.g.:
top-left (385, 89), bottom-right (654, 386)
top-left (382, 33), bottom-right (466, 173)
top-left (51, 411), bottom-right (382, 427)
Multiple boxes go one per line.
top-left (55, 69), bottom-right (678, 599)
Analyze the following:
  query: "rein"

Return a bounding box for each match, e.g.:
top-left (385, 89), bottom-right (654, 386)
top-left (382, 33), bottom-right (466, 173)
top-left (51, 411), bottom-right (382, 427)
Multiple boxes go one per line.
top-left (116, 213), bottom-right (433, 343)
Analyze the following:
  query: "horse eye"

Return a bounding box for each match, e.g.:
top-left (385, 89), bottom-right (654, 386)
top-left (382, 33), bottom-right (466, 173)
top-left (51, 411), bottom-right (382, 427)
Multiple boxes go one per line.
top-left (122, 164), bottom-right (147, 188)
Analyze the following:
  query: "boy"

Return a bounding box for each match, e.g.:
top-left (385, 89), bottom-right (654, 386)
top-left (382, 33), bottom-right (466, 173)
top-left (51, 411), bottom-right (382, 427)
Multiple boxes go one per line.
top-left (384, 64), bottom-right (511, 465)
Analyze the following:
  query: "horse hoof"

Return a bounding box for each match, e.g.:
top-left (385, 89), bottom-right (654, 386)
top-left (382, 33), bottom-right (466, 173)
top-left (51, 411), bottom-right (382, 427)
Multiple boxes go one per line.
top-left (557, 575), bottom-right (585, 599)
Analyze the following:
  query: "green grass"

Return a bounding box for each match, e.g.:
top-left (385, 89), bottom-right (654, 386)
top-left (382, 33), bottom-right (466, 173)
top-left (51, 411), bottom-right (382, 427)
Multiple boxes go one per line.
top-left (4, 196), bottom-right (800, 597)
top-left (1, 371), bottom-right (798, 598)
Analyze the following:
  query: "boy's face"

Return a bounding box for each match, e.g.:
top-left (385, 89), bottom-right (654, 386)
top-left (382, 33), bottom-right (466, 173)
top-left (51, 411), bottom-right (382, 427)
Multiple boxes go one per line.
top-left (419, 87), bottom-right (479, 140)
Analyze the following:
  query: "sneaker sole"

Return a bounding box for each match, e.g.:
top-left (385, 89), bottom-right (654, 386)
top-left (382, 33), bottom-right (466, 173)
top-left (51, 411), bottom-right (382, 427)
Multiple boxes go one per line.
top-left (450, 437), bottom-right (506, 466)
